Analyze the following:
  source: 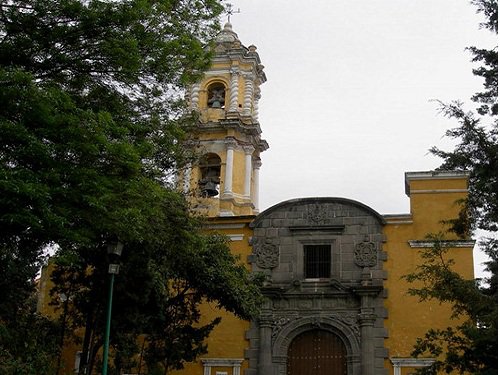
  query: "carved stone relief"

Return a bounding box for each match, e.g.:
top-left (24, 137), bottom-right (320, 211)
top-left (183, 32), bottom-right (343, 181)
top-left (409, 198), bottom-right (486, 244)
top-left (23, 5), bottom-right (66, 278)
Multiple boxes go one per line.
top-left (307, 203), bottom-right (328, 224)
top-left (271, 315), bottom-right (299, 340)
top-left (254, 239), bottom-right (279, 269)
top-left (354, 239), bottom-right (378, 268)
top-left (270, 312), bottom-right (360, 343)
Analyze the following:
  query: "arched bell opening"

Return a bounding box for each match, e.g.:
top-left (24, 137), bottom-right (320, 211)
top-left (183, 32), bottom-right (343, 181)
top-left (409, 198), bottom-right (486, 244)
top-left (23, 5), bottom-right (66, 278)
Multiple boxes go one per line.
top-left (198, 153), bottom-right (221, 197)
top-left (206, 81), bottom-right (227, 109)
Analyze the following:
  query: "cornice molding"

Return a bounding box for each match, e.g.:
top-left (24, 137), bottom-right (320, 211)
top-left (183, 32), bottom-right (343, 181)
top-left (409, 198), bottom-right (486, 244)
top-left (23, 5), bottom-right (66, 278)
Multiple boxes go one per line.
top-left (408, 240), bottom-right (475, 248)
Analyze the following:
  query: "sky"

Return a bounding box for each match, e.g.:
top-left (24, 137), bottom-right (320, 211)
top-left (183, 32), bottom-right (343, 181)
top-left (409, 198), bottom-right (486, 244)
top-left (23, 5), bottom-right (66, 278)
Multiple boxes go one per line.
top-left (221, 0), bottom-right (496, 276)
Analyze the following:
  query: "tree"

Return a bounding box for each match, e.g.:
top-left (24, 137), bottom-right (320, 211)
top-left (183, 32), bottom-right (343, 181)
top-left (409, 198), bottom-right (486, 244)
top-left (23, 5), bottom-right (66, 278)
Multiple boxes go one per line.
top-left (405, 1), bottom-right (498, 373)
top-left (0, 0), bottom-right (264, 373)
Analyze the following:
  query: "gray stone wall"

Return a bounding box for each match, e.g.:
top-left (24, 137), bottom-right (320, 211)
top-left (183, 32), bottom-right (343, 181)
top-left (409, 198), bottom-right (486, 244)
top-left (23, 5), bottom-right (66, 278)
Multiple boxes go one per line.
top-left (246, 198), bottom-right (388, 375)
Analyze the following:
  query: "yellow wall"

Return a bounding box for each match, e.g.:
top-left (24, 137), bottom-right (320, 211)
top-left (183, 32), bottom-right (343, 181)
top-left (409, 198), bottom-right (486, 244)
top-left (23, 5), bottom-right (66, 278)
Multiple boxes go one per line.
top-left (383, 172), bottom-right (474, 370)
top-left (38, 172), bottom-right (475, 374)
top-left (173, 216), bottom-right (255, 375)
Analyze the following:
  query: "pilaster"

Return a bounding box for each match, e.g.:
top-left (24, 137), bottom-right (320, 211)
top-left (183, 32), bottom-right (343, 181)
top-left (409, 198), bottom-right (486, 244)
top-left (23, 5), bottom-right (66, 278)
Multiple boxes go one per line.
top-left (258, 313), bottom-right (274, 375)
top-left (243, 145), bottom-right (255, 198)
top-left (252, 158), bottom-right (262, 213)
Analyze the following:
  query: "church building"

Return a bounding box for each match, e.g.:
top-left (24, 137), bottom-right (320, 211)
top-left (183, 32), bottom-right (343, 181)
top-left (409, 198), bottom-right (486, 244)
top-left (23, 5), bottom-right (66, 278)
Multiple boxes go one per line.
top-left (176, 22), bottom-right (474, 375)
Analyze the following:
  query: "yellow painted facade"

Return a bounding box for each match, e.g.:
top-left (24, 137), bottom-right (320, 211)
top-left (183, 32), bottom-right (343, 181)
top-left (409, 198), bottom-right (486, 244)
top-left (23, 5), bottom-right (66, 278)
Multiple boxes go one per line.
top-left (174, 171), bottom-right (474, 375)
top-left (173, 23), bottom-right (474, 375)
top-left (37, 22), bottom-right (474, 375)
top-left (383, 172), bottom-right (474, 373)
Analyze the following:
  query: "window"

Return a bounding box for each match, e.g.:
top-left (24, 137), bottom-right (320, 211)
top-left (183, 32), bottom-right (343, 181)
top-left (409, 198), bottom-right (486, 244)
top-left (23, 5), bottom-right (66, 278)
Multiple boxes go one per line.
top-left (304, 245), bottom-right (331, 279)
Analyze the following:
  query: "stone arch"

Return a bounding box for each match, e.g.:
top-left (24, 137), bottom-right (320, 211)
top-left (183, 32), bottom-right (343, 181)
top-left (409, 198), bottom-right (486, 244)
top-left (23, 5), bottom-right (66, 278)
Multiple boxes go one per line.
top-left (272, 316), bottom-right (360, 375)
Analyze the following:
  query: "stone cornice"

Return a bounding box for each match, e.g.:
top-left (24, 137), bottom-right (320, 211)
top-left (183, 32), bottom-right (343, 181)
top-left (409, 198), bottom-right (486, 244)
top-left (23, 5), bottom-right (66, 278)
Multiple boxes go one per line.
top-left (390, 357), bottom-right (435, 367)
top-left (405, 170), bottom-right (469, 196)
top-left (408, 240), bottom-right (475, 248)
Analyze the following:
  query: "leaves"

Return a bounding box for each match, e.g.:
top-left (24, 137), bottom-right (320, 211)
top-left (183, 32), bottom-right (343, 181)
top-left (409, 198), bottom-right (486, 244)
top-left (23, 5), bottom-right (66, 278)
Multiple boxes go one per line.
top-left (429, 100), bottom-right (498, 233)
top-left (0, 0), bottom-right (262, 373)
top-left (409, 2), bottom-right (498, 372)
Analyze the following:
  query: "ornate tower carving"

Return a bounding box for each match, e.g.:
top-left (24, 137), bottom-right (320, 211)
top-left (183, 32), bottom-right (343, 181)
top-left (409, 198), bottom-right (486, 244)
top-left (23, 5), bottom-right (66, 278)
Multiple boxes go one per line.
top-left (182, 23), bottom-right (268, 217)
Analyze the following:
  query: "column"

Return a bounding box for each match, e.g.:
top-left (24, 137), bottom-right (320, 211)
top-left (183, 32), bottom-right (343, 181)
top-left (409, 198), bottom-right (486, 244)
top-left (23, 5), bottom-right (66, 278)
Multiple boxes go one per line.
top-left (358, 293), bottom-right (376, 375)
top-left (223, 138), bottom-right (237, 195)
top-left (253, 87), bottom-right (261, 121)
top-left (242, 73), bottom-right (254, 116)
top-left (258, 314), bottom-right (273, 375)
top-left (190, 83), bottom-right (200, 110)
top-left (183, 165), bottom-right (191, 194)
top-left (229, 68), bottom-right (239, 112)
top-left (243, 146), bottom-right (254, 198)
top-left (252, 158), bottom-right (262, 212)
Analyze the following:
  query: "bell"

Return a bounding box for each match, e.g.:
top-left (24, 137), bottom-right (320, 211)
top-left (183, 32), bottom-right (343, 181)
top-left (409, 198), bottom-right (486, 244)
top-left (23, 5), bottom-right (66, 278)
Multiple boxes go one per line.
top-left (200, 180), bottom-right (218, 197)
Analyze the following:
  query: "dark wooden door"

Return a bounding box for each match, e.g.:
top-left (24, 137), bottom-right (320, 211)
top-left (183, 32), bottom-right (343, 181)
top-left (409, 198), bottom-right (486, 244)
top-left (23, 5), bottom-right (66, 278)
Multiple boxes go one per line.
top-left (287, 329), bottom-right (347, 375)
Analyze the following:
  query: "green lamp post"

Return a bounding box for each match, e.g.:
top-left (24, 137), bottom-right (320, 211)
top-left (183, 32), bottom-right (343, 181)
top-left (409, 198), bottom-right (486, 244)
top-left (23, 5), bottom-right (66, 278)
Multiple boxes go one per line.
top-left (102, 241), bottom-right (123, 375)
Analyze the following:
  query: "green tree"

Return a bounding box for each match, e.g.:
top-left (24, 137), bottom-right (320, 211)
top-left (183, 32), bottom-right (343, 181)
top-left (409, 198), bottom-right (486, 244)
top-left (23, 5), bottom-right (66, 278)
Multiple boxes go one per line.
top-left (405, 1), bottom-right (497, 373)
top-left (0, 0), bottom-right (264, 373)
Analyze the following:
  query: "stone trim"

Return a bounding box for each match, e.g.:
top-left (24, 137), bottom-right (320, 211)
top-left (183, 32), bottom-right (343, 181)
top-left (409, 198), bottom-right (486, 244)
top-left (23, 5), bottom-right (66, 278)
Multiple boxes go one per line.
top-left (407, 188), bottom-right (468, 195)
top-left (206, 223), bottom-right (246, 229)
top-left (383, 214), bottom-right (413, 225)
top-left (390, 357), bottom-right (435, 375)
top-left (202, 358), bottom-right (243, 375)
top-left (404, 170), bottom-right (469, 196)
top-left (405, 170), bottom-right (469, 181)
top-left (228, 234), bottom-right (244, 241)
top-left (408, 240), bottom-right (475, 248)
top-left (289, 225), bottom-right (345, 233)
top-left (251, 197), bottom-right (386, 228)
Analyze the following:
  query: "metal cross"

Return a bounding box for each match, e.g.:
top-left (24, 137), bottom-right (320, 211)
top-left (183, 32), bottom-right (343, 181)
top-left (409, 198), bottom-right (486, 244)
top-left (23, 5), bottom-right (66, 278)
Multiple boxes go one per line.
top-left (225, 2), bottom-right (241, 22)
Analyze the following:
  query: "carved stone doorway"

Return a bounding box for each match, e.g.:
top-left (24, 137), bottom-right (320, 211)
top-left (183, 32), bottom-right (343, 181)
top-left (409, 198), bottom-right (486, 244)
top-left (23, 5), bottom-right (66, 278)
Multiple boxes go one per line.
top-left (287, 329), bottom-right (347, 375)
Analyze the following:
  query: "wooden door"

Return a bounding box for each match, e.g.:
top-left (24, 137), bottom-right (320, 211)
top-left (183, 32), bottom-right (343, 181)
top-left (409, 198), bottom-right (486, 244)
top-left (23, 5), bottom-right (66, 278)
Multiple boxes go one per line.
top-left (287, 329), bottom-right (347, 375)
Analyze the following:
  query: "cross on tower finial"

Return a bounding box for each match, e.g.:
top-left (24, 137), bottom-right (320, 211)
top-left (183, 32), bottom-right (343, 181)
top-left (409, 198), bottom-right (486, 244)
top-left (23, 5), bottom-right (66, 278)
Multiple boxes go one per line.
top-left (225, 3), bottom-right (240, 23)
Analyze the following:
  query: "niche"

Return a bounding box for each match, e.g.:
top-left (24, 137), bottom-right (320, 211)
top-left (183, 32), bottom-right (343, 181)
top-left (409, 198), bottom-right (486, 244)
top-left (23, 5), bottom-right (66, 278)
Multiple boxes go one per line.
top-left (207, 82), bottom-right (226, 109)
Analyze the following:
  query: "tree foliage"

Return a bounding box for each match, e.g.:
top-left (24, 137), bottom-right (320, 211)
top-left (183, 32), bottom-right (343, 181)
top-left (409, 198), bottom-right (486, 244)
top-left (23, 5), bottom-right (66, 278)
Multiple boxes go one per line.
top-left (430, 101), bottom-right (497, 234)
top-left (406, 1), bottom-right (498, 373)
top-left (0, 0), bottom-right (264, 373)
top-left (405, 235), bottom-right (497, 374)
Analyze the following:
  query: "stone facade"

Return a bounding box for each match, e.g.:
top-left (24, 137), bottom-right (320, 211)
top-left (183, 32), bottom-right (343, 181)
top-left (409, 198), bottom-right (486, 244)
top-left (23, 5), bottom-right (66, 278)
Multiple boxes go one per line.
top-left (246, 198), bottom-right (388, 375)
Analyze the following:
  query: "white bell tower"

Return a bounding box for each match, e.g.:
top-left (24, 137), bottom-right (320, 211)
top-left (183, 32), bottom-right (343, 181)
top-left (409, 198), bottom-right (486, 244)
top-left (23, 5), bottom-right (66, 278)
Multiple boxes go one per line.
top-left (181, 22), bottom-right (268, 217)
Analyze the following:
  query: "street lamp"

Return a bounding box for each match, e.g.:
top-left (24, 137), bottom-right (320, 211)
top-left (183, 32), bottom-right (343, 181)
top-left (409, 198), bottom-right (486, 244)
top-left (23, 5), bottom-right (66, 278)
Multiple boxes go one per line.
top-left (102, 241), bottom-right (123, 375)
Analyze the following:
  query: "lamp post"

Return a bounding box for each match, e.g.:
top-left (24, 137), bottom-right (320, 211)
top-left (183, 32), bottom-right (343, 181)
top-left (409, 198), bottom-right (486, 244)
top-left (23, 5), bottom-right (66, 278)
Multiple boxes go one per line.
top-left (102, 241), bottom-right (123, 375)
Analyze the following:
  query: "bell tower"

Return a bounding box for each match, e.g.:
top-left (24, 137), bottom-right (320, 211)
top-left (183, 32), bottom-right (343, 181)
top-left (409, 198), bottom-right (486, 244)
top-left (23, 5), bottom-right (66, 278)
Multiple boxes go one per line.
top-left (182, 22), bottom-right (268, 217)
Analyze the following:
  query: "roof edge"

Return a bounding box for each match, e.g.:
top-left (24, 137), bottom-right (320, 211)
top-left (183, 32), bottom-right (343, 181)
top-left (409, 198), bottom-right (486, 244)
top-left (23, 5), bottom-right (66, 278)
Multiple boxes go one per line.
top-left (251, 197), bottom-right (386, 228)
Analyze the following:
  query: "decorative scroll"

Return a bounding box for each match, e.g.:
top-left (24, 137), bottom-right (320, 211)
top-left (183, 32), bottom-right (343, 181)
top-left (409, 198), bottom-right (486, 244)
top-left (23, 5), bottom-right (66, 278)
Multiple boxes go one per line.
top-left (354, 240), bottom-right (377, 268)
top-left (331, 313), bottom-right (360, 337)
top-left (271, 315), bottom-right (298, 340)
top-left (254, 239), bottom-right (279, 269)
top-left (270, 313), bottom-right (360, 341)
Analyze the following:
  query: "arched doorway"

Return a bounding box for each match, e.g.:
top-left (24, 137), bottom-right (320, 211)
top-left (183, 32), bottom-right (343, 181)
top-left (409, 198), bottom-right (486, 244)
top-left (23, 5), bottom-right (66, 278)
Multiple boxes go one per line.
top-left (287, 329), bottom-right (347, 375)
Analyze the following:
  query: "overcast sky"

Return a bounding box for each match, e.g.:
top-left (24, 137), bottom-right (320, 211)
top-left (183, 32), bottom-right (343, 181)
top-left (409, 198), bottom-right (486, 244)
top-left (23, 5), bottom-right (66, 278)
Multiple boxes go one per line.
top-left (222, 1), bottom-right (496, 276)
